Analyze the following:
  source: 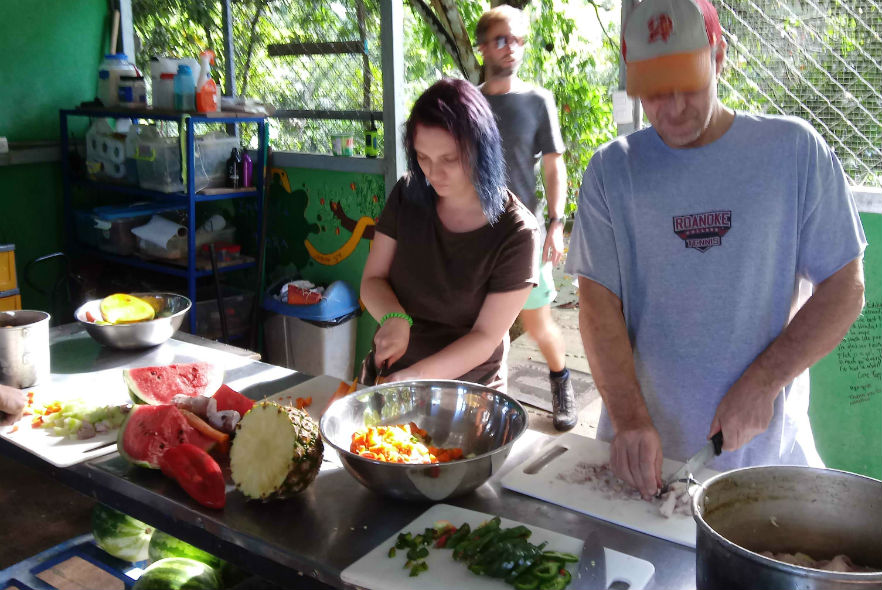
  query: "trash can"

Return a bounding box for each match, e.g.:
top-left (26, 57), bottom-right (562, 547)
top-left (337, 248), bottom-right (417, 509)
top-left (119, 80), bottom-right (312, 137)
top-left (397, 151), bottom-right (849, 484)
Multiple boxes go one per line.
top-left (262, 279), bottom-right (361, 381)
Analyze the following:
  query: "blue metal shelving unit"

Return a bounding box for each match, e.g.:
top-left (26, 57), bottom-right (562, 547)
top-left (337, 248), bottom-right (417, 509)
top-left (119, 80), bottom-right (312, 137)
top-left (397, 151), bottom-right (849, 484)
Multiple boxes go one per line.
top-left (60, 108), bottom-right (267, 335)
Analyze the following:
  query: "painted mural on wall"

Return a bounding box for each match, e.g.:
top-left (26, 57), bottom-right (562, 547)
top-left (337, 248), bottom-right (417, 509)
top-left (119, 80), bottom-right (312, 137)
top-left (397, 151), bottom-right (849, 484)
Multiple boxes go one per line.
top-left (261, 166), bottom-right (386, 375)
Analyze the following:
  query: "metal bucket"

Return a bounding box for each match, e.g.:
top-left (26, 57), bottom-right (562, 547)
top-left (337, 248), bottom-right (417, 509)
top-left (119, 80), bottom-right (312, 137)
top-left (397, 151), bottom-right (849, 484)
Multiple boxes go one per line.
top-left (0, 310), bottom-right (50, 388)
top-left (693, 465), bottom-right (882, 589)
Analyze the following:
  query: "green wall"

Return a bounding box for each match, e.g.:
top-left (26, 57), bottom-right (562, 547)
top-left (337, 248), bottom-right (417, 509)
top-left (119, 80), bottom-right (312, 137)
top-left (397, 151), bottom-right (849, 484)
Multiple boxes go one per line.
top-left (809, 212), bottom-right (882, 478)
top-left (0, 0), bottom-right (108, 314)
top-left (264, 166), bottom-right (386, 378)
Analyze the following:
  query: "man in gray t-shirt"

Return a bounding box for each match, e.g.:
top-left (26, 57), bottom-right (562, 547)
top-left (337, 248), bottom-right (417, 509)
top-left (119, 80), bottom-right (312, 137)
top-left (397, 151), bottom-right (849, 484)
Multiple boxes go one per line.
top-left (566, 0), bottom-right (866, 500)
top-left (477, 5), bottom-right (577, 431)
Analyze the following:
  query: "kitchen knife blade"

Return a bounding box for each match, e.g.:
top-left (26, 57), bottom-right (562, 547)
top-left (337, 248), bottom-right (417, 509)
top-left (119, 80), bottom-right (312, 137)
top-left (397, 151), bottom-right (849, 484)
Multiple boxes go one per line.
top-left (661, 431), bottom-right (723, 492)
top-left (575, 530), bottom-right (605, 590)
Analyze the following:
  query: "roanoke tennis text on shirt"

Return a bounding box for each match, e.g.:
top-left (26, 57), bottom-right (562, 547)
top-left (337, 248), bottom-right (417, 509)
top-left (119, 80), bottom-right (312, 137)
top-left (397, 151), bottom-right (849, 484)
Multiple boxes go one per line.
top-left (673, 210), bottom-right (732, 251)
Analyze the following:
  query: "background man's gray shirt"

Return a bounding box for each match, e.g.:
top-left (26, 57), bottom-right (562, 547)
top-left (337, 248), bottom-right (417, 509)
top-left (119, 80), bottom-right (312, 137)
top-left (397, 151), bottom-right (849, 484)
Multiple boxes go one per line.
top-left (483, 83), bottom-right (565, 219)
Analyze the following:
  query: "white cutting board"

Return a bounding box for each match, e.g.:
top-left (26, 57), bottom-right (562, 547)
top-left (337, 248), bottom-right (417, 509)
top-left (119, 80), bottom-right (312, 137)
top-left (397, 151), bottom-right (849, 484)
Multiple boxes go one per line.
top-left (262, 374), bottom-right (358, 423)
top-left (0, 369), bottom-right (133, 467)
top-left (341, 504), bottom-right (654, 590)
top-left (263, 374), bottom-right (360, 471)
top-left (502, 433), bottom-right (718, 548)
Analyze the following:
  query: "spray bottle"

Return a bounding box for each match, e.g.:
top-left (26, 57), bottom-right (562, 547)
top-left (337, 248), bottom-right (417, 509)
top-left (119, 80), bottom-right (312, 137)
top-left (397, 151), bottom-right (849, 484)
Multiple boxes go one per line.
top-left (195, 50), bottom-right (219, 113)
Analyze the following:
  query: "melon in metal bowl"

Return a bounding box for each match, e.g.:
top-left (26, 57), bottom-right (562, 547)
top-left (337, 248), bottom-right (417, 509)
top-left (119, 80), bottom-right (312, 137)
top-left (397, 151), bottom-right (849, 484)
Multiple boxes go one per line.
top-left (75, 292), bottom-right (191, 350)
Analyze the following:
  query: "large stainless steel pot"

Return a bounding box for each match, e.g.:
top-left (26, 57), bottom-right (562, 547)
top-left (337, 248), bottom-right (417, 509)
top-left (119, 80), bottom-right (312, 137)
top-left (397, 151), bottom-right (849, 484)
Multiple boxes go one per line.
top-left (693, 466), bottom-right (882, 589)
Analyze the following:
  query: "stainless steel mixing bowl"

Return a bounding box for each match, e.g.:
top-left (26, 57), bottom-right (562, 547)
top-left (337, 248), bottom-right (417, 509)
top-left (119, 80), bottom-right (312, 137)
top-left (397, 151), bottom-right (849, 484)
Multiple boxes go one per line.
top-left (320, 380), bottom-right (528, 501)
top-left (74, 292), bottom-right (191, 350)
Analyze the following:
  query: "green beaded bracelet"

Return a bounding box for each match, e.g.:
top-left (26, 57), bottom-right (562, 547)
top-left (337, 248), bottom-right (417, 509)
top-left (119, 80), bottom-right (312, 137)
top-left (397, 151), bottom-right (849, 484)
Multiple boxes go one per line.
top-left (380, 312), bottom-right (413, 327)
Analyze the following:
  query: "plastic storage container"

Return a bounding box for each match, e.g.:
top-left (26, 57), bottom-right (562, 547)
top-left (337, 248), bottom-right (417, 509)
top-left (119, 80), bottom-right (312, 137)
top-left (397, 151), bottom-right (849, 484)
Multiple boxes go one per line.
top-left (262, 279), bottom-right (361, 380)
top-left (135, 129), bottom-right (239, 193)
top-left (136, 225), bottom-right (235, 260)
top-left (75, 203), bottom-right (181, 255)
top-left (97, 54), bottom-right (138, 108)
top-left (188, 285), bottom-right (254, 340)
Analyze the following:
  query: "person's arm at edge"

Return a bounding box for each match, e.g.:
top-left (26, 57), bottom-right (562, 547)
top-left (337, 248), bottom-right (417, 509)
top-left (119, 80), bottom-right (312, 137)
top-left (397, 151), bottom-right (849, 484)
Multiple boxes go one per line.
top-left (710, 257), bottom-right (865, 450)
top-left (578, 276), bottom-right (663, 499)
top-left (387, 286), bottom-right (532, 382)
top-left (360, 232), bottom-right (410, 367)
top-left (541, 152), bottom-right (567, 266)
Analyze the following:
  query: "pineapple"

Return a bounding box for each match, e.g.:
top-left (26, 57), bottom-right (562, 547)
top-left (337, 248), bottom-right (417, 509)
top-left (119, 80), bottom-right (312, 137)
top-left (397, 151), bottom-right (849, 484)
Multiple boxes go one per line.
top-left (230, 401), bottom-right (323, 500)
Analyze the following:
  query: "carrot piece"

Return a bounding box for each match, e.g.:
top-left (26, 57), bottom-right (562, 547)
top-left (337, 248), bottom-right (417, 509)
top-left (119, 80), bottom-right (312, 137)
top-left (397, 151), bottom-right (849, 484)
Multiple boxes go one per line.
top-left (179, 408), bottom-right (230, 454)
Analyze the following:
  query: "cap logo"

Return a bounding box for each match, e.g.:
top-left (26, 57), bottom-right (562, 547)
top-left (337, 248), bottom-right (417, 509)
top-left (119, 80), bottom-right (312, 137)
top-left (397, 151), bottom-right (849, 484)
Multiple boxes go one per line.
top-left (648, 13), bottom-right (673, 43)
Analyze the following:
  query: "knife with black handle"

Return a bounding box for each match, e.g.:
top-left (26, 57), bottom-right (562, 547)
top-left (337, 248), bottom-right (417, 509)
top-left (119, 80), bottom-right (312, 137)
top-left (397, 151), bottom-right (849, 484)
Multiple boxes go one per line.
top-left (658, 431), bottom-right (723, 495)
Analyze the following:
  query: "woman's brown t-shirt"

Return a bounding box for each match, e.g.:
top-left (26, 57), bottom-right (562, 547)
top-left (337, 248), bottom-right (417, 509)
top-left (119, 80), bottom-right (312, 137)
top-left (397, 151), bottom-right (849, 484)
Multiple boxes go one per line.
top-left (374, 178), bottom-right (539, 385)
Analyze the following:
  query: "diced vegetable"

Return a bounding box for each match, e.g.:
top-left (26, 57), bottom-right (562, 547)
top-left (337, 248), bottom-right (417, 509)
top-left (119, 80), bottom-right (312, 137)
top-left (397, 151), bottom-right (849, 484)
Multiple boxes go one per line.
top-left (351, 422), bottom-right (463, 464)
top-left (30, 398), bottom-right (130, 439)
top-left (387, 517), bottom-right (575, 588)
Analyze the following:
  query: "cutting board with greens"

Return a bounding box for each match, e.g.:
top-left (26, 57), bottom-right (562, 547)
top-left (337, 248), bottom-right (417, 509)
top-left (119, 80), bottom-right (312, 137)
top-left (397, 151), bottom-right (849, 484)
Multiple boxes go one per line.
top-left (340, 504), bottom-right (654, 590)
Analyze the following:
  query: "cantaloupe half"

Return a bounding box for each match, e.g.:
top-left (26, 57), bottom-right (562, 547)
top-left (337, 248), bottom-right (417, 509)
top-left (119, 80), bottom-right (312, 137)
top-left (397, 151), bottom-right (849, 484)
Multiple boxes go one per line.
top-left (100, 293), bottom-right (156, 324)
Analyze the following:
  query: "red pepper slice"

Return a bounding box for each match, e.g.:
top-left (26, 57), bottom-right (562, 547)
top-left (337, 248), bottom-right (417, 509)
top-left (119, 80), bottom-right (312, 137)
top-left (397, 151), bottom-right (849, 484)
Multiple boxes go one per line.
top-left (158, 443), bottom-right (226, 509)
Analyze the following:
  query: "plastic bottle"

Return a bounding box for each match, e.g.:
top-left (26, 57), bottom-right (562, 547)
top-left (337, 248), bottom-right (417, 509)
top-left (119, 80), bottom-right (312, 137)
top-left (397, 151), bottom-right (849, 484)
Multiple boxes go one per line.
top-left (173, 64), bottom-right (195, 111)
top-left (365, 115), bottom-right (379, 158)
top-left (240, 151), bottom-right (253, 187)
top-left (124, 124), bottom-right (140, 185)
top-left (150, 57), bottom-right (177, 109)
top-left (195, 50), bottom-right (219, 113)
top-left (154, 72), bottom-right (176, 110)
top-left (226, 148), bottom-right (241, 188)
top-left (117, 75), bottom-right (146, 108)
top-left (97, 54), bottom-right (138, 107)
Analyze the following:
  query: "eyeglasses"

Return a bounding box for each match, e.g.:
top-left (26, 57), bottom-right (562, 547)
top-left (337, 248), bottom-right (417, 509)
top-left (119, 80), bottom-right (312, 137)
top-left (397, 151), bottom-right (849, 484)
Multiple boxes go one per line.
top-left (493, 35), bottom-right (524, 50)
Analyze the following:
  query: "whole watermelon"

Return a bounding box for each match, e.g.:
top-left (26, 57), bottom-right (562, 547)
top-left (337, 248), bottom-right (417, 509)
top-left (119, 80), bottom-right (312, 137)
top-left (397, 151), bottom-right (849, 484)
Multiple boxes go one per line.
top-left (133, 557), bottom-right (221, 590)
top-left (92, 504), bottom-right (154, 562)
top-left (148, 530), bottom-right (225, 570)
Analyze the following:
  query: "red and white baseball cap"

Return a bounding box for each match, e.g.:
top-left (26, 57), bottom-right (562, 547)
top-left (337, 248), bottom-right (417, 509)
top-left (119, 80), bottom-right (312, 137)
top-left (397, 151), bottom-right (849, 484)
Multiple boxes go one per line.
top-left (622, 0), bottom-right (723, 97)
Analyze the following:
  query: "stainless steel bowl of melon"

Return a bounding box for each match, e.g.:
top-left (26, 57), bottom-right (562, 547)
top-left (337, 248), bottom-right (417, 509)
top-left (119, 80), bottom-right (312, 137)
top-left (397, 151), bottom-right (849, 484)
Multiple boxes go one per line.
top-left (320, 380), bottom-right (528, 501)
top-left (75, 293), bottom-right (191, 350)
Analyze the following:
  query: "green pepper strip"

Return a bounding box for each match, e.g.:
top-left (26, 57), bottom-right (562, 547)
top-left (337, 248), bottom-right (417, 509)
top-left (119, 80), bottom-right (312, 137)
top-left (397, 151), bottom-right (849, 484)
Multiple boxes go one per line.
top-left (538, 569), bottom-right (572, 590)
top-left (444, 523), bottom-right (471, 550)
top-left (541, 551), bottom-right (578, 563)
top-left (530, 560), bottom-right (561, 581)
top-left (513, 573), bottom-right (540, 590)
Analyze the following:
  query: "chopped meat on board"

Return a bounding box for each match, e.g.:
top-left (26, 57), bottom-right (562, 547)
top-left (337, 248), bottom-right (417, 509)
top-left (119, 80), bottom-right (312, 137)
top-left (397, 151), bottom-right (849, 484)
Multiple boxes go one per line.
top-left (557, 462), bottom-right (693, 517)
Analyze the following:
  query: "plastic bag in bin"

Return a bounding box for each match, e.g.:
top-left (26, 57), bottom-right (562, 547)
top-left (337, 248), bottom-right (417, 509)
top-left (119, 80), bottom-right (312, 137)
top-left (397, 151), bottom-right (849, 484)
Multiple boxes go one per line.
top-left (280, 280), bottom-right (324, 305)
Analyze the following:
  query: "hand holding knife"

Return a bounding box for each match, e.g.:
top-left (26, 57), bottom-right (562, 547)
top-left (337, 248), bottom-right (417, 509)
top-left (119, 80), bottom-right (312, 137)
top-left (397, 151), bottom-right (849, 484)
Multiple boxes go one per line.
top-left (657, 431), bottom-right (723, 496)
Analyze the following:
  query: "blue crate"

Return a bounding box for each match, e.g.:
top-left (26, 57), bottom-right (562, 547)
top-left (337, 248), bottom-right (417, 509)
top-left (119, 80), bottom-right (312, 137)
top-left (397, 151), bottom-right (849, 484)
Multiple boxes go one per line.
top-left (0, 534), bottom-right (143, 590)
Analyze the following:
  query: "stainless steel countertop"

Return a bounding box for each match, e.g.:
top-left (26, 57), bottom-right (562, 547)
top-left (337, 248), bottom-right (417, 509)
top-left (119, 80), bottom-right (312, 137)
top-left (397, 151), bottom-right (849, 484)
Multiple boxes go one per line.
top-left (0, 325), bottom-right (698, 589)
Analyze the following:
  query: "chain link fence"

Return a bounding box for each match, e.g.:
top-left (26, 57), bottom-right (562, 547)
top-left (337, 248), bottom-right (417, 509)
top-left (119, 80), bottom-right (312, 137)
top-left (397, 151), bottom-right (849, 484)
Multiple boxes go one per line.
top-left (230, 0), bottom-right (383, 154)
top-left (716, 0), bottom-right (882, 187)
top-left (133, 1), bottom-right (880, 186)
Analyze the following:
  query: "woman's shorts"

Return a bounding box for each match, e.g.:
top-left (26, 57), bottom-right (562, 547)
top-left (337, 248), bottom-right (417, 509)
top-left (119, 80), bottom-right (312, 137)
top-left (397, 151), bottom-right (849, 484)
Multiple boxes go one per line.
top-left (523, 261), bottom-right (557, 310)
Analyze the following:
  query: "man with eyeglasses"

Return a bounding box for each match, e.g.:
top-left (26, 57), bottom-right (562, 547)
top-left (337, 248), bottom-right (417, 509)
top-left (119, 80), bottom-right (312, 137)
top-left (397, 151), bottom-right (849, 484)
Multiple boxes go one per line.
top-left (476, 5), bottom-right (576, 431)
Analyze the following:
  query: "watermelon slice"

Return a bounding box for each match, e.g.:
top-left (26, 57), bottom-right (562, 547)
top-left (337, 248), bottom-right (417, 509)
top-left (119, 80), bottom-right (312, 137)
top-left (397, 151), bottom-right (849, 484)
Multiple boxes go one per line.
top-left (212, 384), bottom-right (254, 418)
top-left (124, 362), bottom-right (223, 405)
top-left (117, 404), bottom-right (215, 469)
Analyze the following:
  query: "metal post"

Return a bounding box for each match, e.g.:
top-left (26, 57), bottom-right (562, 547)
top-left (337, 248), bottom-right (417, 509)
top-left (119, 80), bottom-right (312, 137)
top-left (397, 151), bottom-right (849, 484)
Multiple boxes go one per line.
top-left (617, 0), bottom-right (642, 136)
top-left (221, 0), bottom-right (237, 98)
top-left (119, 0), bottom-right (135, 59)
top-left (380, 0), bottom-right (406, 195)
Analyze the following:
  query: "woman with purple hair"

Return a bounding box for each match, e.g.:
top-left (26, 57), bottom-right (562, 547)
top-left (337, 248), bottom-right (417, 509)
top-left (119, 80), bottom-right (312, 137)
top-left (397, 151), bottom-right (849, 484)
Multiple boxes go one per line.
top-left (360, 78), bottom-right (539, 389)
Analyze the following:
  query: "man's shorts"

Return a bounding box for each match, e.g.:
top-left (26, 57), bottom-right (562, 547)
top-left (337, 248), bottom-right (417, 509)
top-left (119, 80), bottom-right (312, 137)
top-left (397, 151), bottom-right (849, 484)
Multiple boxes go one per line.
top-left (523, 261), bottom-right (557, 310)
